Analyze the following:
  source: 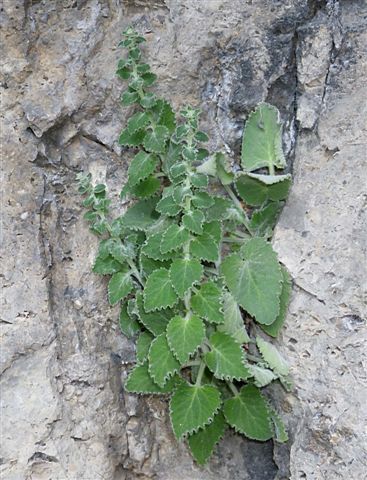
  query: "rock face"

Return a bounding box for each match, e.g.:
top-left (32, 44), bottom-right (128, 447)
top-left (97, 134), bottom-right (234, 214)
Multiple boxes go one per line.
top-left (1, 1), bottom-right (366, 479)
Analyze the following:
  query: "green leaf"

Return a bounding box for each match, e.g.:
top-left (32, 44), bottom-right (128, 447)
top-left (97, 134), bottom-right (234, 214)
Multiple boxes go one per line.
top-left (196, 155), bottom-right (217, 176)
top-left (127, 151), bottom-right (158, 187)
top-left (223, 385), bottom-right (272, 440)
top-left (93, 255), bottom-right (123, 275)
top-left (141, 72), bottom-right (157, 87)
top-left (121, 90), bottom-right (139, 106)
top-left (205, 196), bottom-right (232, 221)
top-left (125, 362), bottom-right (176, 395)
top-left (182, 210), bottom-right (204, 235)
top-left (187, 412), bottom-right (226, 465)
top-left (205, 332), bottom-right (250, 381)
top-left (192, 191), bottom-right (215, 209)
top-left (143, 268), bottom-right (178, 312)
top-left (248, 364), bottom-right (277, 388)
top-left (235, 173), bottom-right (291, 206)
top-left (241, 103), bottom-right (286, 172)
top-left (166, 314), bottom-right (206, 364)
top-left (215, 152), bottom-right (234, 185)
top-left (182, 146), bottom-right (197, 162)
top-left (169, 258), bottom-right (203, 298)
top-left (161, 224), bottom-right (190, 254)
top-left (108, 239), bottom-right (132, 264)
top-left (170, 383), bottom-right (222, 439)
top-left (202, 221), bottom-right (222, 243)
top-left (250, 201), bottom-right (283, 237)
top-left (218, 292), bottom-right (250, 344)
top-left (143, 125), bottom-right (170, 153)
top-left (140, 254), bottom-right (171, 277)
top-left (157, 100), bottom-right (176, 133)
top-left (156, 195), bottom-right (182, 217)
top-left (142, 233), bottom-right (177, 261)
top-left (131, 175), bottom-right (160, 198)
top-left (118, 127), bottom-right (145, 147)
top-left (221, 238), bottom-right (282, 325)
top-left (148, 334), bottom-right (180, 387)
top-left (136, 331), bottom-right (154, 363)
top-left (120, 198), bottom-right (159, 231)
top-left (119, 303), bottom-right (140, 338)
top-left (256, 337), bottom-right (289, 376)
top-left (190, 232), bottom-right (219, 262)
top-left (269, 408), bottom-right (288, 443)
top-left (190, 173), bottom-right (208, 188)
top-left (108, 269), bottom-right (133, 305)
top-left (191, 281), bottom-right (224, 324)
top-left (172, 184), bottom-right (191, 205)
top-left (140, 93), bottom-right (158, 109)
top-left (136, 293), bottom-right (173, 336)
top-left (261, 267), bottom-right (291, 337)
top-left (194, 131), bottom-right (209, 142)
top-left (127, 111), bottom-right (150, 133)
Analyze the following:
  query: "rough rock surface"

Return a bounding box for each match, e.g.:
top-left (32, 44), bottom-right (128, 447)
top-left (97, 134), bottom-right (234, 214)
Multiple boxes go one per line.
top-left (1, 1), bottom-right (366, 479)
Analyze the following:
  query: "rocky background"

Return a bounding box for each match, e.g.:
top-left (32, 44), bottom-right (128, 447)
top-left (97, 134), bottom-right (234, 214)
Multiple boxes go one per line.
top-left (1, 1), bottom-right (366, 479)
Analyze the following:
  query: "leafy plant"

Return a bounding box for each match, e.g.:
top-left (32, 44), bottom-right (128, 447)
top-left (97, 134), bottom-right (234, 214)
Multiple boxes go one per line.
top-left (76, 26), bottom-right (292, 465)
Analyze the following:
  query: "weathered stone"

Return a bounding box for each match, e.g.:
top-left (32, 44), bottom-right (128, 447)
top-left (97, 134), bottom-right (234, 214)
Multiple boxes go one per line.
top-left (1, 0), bottom-right (366, 479)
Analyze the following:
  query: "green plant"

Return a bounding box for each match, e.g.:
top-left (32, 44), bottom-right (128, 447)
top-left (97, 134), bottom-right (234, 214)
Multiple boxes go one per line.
top-left (77, 26), bottom-right (292, 465)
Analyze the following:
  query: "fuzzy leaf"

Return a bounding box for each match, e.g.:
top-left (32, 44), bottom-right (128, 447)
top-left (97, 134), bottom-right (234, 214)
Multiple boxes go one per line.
top-left (156, 195), bottom-right (182, 216)
top-left (127, 151), bottom-right (158, 187)
top-left (161, 224), bottom-right (190, 254)
top-left (121, 90), bottom-right (139, 106)
top-left (172, 184), bottom-right (191, 205)
top-left (187, 412), bottom-right (226, 465)
top-left (169, 258), bottom-right (203, 298)
top-left (108, 270), bottom-right (133, 305)
top-left (190, 232), bottom-right (219, 262)
top-left (120, 198), bottom-right (159, 231)
top-left (182, 210), bottom-right (205, 235)
top-left (142, 233), bottom-right (177, 261)
top-left (250, 201), bottom-right (283, 237)
top-left (136, 293), bottom-right (172, 336)
top-left (125, 362), bottom-right (176, 394)
top-left (241, 103), bottom-right (286, 172)
top-left (108, 239), bottom-right (131, 264)
top-left (202, 221), bottom-right (222, 243)
top-left (127, 111), bottom-right (151, 133)
top-left (118, 127), bottom-right (145, 147)
top-left (205, 196), bottom-right (232, 221)
top-left (235, 173), bottom-right (291, 206)
top-left (140, 254), bottom-right (171, 277)
top-left (221, 238), bottom-right (282, 325)
top-left (248, 364), bottom-right (277, 388)
top-left (170, 383), bottom-right (222, 439)
top-left (256, 337), bottom-right (289, 376)
top-left (119, 303), bottom-right (140, 338)
top-left (270, 409), bottom-right (288, 443)
top-left (261, 267), bottom-right (291, 337)
top-left (143, 125), bottom-right (170, 153)
top-left (140, 93), bottom-right (158, 109)
top-left (136, 331), bottom-right (154, 364)
top-left (157, 100), bottom-right (176, 133)
top-left (166, 314), bottom-right (205, 364)
top-left (205, 332), bottom-right (250, 381)
top-left (191, 281), bottom-right (224, 324)
top-left (93, 255), bottom-right (123, 275)
top-left (223, 385), bottom-right (273, 440)
top-left (148, 334), bottom-right (180, 387)
top-left (191, 173), bottom-right (208, 188)
top-left (131, 175), bottom-right (160, 198)
top-left (218, 292), bottom-right (250, 344)
top-left (192, 191), bottom-right (215, 209)
top-left (144, 268), bottom-right (178, 312)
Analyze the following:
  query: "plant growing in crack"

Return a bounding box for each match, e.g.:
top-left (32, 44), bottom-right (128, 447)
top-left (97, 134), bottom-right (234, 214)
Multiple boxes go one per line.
top-left (76, 26), bottom-right (292, 465)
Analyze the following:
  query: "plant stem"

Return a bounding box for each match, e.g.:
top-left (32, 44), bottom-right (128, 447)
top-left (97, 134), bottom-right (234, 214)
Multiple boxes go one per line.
top-left (183, 360), bottom-right (201, 368)
top-left (127, 259), bottom-right (144, 287)
top-left (226, 381), bottom-right (239, 396)
top-left (195, 361), bottom-right (206, 386)
top-left (223, 184), bottom-right (252, 233)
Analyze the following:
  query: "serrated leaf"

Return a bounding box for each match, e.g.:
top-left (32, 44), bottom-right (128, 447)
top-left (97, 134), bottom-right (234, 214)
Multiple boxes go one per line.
top-left (108, 238), bottom-right (131, 264)
top-left (235, 173), bottom-right (291, 206)
top-left (166, 315), bottom-right (205, 364)
top-left (93, 254), bottom-right (123, 275)
top-left (121, 90), bottom-right (139, 106)
top-left (241, 103), bottom-right (286, 172)
top-left (223, 385), bottom-right (272, 440)
top-left (127, 111), bottom-right (150, 133)
top-left (140, 93), bottom-right (158, 108)
top-left (221, 238), bottom-right (282, 325)
top-left (119, 303), bottom-right (140, 338)
top-left (158, 100), bottom-right (176, 133)
top-left (131, 175), bottom-right (160, 198)
top-left (269, 408), bottom-right (288, 443)
top-left (144, 268), bottom-right (178, 312)
top-left (250, 201), bottom-right (283, 237)
top-left (202, 221), bottom-right (222, 243)
top-left (194, 131), bottom-right (209, 142)
top-left (127, 151), bottom-right (159, 187)
top-left (196, 155), bottom-right (217, 176)
top-left (136, 293), bottom-right (173, 336)
top-left (136, 331), bottom-right (154, 363)
top-left (191, 173), bottom-right (208, 188)
top-left (218, 292), bottom-right (250, 344)
top-left (108, 269), bottom-right (133, 305)
top-left (143, 125), bottom-right (170, 153)
top-left (190, 232), bottom-right (219, 262)
top-left (205, 196), bottom-right (232, 221)
top-left (169, 258), bottom-right (203, 298)
top-left (148, 334), bottom-right (180, 387)
top-left (161, 224), bottom-right (190, 254)
top-left (191, 281), bottom-right (223, 324)
top-left (156, 195), bottom-right (182, 217)
top-left (141, 72), bottom-right (157, 87)
top-left (248, 364), bottom-right (277, 387)
top-left (182, 146), bottom-right (197, 162)
top-left (261, 266), bottom-right (291, 337)
top-left (118, 127), bottom-right (145, 147)
top-left (170, 383), bottom-right (221, 439)
top-left (120, 198), bottom-right (159, 231)
top-left (182, 210), bottom-right (204, 235)
top-left (215, 152), bottom-right (234, 185)
top-left (192, 191), bottom-right (215, 209)
top-left (125, 362), bottom-right (176, 394)
top-left (170, 163), bottom-right (186, 178)
top-left (172, 184), bottom-right (191, 205)
top-left (205, 332), bottom-right (250, 381)
top-left (187, 412), bottom-right (226, 465)
top-left (140, 254), bottom-right (171, 277)
top-left (256, 337), bottom-right (289, 376)
top-left (142, 233), bottom-right (177, 261)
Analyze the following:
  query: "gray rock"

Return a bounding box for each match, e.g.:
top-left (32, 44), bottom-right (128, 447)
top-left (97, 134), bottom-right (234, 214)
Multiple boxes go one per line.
top-left (1, 0), bottom-right (366, 479)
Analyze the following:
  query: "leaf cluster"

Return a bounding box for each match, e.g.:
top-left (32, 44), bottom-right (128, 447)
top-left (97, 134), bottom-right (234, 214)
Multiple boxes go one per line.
top-left (77, 27), bottom-right (292, 465)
